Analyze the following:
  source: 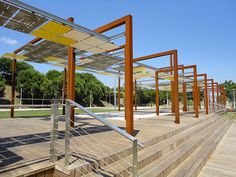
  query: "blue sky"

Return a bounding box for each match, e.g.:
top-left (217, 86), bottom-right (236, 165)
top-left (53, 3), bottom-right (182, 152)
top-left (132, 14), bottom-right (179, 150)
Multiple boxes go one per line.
top-left (0, 0), bottom-right (236, 87)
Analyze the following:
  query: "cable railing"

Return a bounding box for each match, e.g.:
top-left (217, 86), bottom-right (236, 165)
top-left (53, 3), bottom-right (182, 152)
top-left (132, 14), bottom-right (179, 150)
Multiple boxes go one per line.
top-left (49, 99), bottom-right (143, 177)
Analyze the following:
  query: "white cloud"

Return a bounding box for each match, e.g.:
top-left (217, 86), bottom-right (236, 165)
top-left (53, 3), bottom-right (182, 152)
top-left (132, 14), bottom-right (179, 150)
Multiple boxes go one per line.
top-left (0, 36), bottom-right (19, 46)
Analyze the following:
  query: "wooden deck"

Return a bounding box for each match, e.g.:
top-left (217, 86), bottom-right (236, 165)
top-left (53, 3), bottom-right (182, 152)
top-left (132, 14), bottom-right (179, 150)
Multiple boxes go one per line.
top-left (198, 122), bottom-right (236, 177)
top-left (0, 109), bottom-right (209, 175)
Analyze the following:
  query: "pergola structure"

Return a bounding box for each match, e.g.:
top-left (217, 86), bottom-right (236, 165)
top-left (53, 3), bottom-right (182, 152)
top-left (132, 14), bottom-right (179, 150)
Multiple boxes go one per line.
top-left (0, 0), bottom-right (227, 135)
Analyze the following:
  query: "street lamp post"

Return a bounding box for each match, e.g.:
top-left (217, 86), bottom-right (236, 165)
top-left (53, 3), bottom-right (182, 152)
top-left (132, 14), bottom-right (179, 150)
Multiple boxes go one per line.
top-left (31, 88), bottom-right (34, 110)
top-left (90, 91), bottom-right (93, 108)
top-left (20, 85), bottom-right (23, 109)
top-left (233, 89), bottom-right (235, 109)
top-left (166, 91), bottom-right (169, 106)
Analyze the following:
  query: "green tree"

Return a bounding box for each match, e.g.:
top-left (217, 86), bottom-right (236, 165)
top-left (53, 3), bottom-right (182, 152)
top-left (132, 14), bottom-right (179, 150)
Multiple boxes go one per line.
top-left (75, 73), bottom-right (109, 106)
top-left (0, 58), bottom-right (33, 83)
top-left (16, 69), bottom-right (46, 103)
top-left (0, 76), bottom-right (6, 97)
top-left (45, 70), bottom-right (63, 99)
top-left (220, 80), bottom-right (236, 101)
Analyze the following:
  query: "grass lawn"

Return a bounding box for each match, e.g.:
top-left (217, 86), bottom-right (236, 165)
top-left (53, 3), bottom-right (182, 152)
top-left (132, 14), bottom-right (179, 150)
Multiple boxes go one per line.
top-left (223, 112), bottom-right (236, 120)
top-left (0, 108), bottom-right (116, 119)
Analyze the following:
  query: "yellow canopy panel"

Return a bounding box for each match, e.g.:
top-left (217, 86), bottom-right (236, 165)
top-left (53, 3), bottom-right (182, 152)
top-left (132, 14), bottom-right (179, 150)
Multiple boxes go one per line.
top-left (134, 72), bottom-right (153, 79)
top-left (44, 56), bottom-right (66, 63)
top-left (53, 63), bottom-right (67, 68)
top-left (31, 21), bottom-right (76, 46)
top-left (31, 21), bottom-right (118, 54)
top-left (133, 66), bottom-right (147, 73)
top-left (99, 71), bottom-right (116, 76)
top-left (163, 75), bottom-right (174, 81)
top-left (2, 53), bottom-right (28, 60)
top-left (75, 66), bottom-right (85, 70)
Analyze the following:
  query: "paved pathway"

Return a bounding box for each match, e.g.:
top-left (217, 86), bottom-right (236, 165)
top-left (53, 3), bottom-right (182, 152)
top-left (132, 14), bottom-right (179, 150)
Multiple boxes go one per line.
top-left (198, 122), bottom-right (236, 177)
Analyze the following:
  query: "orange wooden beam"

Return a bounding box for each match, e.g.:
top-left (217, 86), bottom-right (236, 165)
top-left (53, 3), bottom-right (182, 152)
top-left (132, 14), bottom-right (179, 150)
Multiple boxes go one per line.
top-left (133, 50), bottom-right (180, 123)
top-left (96, 15), bottom-right (134, 135)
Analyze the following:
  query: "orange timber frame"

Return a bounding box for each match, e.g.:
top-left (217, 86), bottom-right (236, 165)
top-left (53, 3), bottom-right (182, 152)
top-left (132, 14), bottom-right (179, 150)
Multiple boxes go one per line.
top-left (157, 65), bottom-right (199, 118)
top-left (133, 50), bottom-right (180, 124)
top-left (10, 15), bottom-right (135, 135)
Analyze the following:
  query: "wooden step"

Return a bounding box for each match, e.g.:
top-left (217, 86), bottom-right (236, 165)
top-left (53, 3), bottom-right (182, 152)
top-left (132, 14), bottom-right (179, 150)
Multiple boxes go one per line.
top-left (0, 160), bottom-right (54, 177)
top-left (80, 116), bottom-right (225, 177)
top-left (168, 119), bottom-right (232, 177)
top-left (138, 117), bottom-right (228, 177)
top-left (67, 115), bottom-right (217, 176)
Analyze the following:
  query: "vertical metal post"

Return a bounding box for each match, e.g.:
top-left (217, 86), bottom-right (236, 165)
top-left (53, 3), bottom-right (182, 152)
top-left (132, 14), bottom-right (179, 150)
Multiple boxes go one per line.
top-left (20, 85), bottom-right (23, 110)
top-left (208, 91), bottom-right (211, 112)
top-left (65, 100), bottom-right (71, 166)
top-left (62, 68), bottom-right (67, 115)
top-left (233, 90), bottom-right (235, 109)
top-left (133, 139), bottom-right (138, 177)
top-left (155, 71), bottom-right (159, 116)
top-left (166, 91), bottom-right (169, 106)
top-left (50, 100), bottom-right (59, 162)
top-left (118, 75), bottom-right (121, 112)
top-left (192, 86), bottom-right (195, 111)
top-left (114, 76), bottom-right (117, 109)
top-left (173, 51), bottom-right (180, 124)
top-left (10, 59), bottom-right (16, 118)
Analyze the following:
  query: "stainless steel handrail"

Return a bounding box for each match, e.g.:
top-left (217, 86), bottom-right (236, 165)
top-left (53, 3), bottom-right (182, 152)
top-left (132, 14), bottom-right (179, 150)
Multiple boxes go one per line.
top-left (66, 99), bottom-right (143, 147)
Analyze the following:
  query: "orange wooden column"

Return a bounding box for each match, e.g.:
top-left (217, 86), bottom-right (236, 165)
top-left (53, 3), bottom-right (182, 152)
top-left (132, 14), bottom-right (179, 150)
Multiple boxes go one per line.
top-left (10, 58), bottom-right (16, 118)
top-left (124, 15), bottom-right (134, 134)
top-left (223, 88), bottom-right (226, 107)
top-left (170, 54), bottom-right (175, 113)
top-left (192, 85), bottom-right (195, 110)
top-left (211, 80), bottom-right (215, 111)
top-left (62, 68), bottom-right (67, 115)
top-left (67, 17), bottom-right (76, 127)
top-left (173, 50), bottom-right (180, 123)
top-left (155, 71), bottom-right (159, 115)
top-left (198, 86), bottom-right (201, 110)
top-left (182, 82), bottom-right (187, 112)
top-left (216, 83), bottom-right (219, 109)
top-left (193, 65), bottom-right (199, 118)
top-left (118, 75), bottom-right (121, 112)
top-left (95, 15), bottom-right (134, 134)
top-left (204, 75), bottom-right (209, 114)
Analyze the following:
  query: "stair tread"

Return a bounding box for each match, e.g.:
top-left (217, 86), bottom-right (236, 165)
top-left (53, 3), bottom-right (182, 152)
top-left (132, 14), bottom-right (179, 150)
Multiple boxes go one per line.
top-left (82, 116), bottom-right (225, 176)
top-left (99, 116), bottom-right (222, 174)
top-left (168, 119), bottom-right (232, 177)
top-left (139, 117), bottom-right (228, 177)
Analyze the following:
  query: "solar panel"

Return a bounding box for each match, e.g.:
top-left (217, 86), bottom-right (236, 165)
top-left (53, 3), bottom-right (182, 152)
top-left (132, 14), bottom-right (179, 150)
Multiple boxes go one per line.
top-left (0, 2), bottom-right (47, 33)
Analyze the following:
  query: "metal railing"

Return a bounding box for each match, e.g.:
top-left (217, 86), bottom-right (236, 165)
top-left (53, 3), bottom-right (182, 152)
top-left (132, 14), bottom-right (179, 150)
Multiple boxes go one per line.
top-left (50, 99), bottom-right (143, 177)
